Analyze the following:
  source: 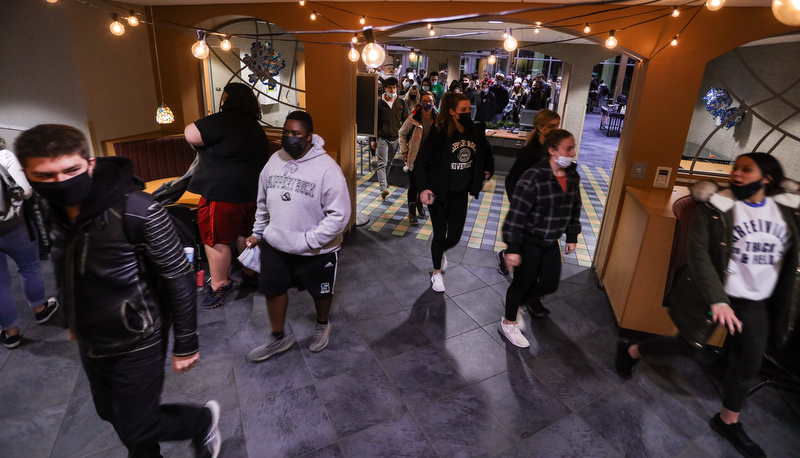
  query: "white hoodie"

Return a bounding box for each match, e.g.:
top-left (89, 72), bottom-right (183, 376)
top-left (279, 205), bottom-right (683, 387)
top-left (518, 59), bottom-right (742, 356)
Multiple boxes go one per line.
top-left (251, 134), bottom-right (351, 255)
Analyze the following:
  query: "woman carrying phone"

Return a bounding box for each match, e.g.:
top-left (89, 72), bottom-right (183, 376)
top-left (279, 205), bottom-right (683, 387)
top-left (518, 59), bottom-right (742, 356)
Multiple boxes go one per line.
top-left (615, 153), bottom-right (800, 458)
top-left (414, 92), bottom-right (494, 293)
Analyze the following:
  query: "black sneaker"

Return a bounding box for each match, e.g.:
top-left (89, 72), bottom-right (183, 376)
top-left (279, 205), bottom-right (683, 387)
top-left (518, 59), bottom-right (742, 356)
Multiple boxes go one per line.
top-left (1, 331), bottom-right (21, 349)
top-left (232, 270), bottom-right (259, 288)
top-left (193, 400), bottom-right (221, 458)
top-left (614, 339), bottom-right (639, 379)
top-left (497, 250), bottom-right (509, 275)
top-left (527, 298), bottom-right (551, 318)
top-left (35, 297), bottom-right (59, 324)
top-left (709, 413), bottom-right (766, 458)
top-left (201, 279), bottom-right (237, 309)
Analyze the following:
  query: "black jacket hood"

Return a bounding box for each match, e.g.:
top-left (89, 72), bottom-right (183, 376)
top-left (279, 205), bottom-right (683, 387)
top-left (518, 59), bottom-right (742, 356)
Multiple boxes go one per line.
top-left (75, 156), bottom-right (144, 222)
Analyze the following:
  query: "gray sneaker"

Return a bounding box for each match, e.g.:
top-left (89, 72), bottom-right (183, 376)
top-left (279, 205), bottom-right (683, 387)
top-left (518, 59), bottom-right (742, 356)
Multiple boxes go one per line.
top-left (309, 322), bottom-right (332, 353)
top-left (246, 331), bottom-right (296, 362)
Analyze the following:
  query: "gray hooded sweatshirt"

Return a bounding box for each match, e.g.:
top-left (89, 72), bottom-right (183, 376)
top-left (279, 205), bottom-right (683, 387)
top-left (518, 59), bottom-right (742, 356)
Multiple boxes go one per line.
top-left (251, 134), bottom-right (351, 255)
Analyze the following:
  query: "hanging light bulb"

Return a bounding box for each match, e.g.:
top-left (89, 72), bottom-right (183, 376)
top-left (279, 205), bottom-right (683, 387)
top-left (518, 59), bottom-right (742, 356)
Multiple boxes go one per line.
top-left (706, 0), bottom-right (725, 11)
top-left (360, 15), bottom-right (366, 25)
top-left (127, 11), bottom-right (139, 26)
top-left (191, 30), bottom-right (210, 59)
top-left (220, 35), bottom-right (232, 52)
top-left (429, 27), bottom-right (435, 36)
top-left (46, 0), bottom-right (57, 4)
top-left (310, 11), bottom-right (317, 20)
top-left (348, 43), bottom-right (360, 63)
top-left (409, 50), bottom-right (417, 61)
top-left (488, 53), bottom-right (496, 65)
top-left (584, 23), bottom-right (590, 34)
top-left (361, 42), bottom-right (386, 68)
top-left (299, 0), bottom-right (304, 5)
top-left (351, 33), bottom-right (359, 44)
top-left (534, 25), bottom-right (540, 33)
top-left (109, 14), bottom-right (125, 36)
top-left (427, 23), bottom-right (433, 29)
top-left (605, 30), bottom-right (617, 49)
top-left (671, 36), bottom-right (678, 46)
top-left (772, 0), bottom-right (800, 26)
top-left (672, 7), bottom-right (680, 17)
top-left (503, 29), bottom-right (517, 52)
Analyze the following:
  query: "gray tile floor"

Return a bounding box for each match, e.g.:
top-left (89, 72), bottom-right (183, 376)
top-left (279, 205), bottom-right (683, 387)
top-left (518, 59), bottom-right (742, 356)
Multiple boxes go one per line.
top-left (2, 229), bottom-right (800, 457)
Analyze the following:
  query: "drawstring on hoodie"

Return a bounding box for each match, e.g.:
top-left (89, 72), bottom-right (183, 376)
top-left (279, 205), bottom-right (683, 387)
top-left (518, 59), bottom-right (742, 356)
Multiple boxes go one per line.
top-left (283, 160), bottom-right (299, 176)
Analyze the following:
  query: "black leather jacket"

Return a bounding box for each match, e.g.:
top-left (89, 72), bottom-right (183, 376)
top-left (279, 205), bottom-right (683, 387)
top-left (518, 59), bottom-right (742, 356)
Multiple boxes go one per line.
top-left (51, 157), bottom-right (198, 358)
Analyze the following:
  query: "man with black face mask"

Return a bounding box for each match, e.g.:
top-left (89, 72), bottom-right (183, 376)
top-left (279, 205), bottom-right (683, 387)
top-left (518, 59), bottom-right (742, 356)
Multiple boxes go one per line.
top-left (14, 124), bottom-right (221, 458)
top-left (245, 111), bottom-right (350, 362)
top-left (373, 77), bottom-right (407, 201)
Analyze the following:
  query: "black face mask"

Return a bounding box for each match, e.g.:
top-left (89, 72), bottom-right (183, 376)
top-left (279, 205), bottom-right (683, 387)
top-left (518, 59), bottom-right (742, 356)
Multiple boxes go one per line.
top-left (409, 94), bottom-right (417, 100)
top-left (30, 170), bottom-right (93, 207)
top-left (281, 135), bottom-right (308, 159)
top-left (730, 180), bottom-right (764, 201)
top-left (461, 82), bottom-right (469, 90)
top-left (457, 112), bottom-right (473, 127)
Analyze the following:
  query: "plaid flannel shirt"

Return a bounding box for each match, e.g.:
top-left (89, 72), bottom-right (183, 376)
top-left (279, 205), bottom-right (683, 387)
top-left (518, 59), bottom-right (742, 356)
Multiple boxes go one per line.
top-left (502, 161), bottom-right (582, 254)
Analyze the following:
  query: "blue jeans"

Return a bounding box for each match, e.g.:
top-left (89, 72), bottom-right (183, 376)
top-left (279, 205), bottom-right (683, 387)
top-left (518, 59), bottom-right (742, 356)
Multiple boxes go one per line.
top-left (376, 138), bottom-right (399, 191)
top-left (0, 221), bottom-right (45, 330)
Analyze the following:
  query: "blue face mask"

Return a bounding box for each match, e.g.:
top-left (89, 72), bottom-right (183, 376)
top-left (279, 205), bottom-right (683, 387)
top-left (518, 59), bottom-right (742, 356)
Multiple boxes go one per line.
top-left (422, 85), bottom-right (430, 91)
top-left (482, 88), bottom-right (489, 94)
top-left (522, 82), bottom-right (528, 88)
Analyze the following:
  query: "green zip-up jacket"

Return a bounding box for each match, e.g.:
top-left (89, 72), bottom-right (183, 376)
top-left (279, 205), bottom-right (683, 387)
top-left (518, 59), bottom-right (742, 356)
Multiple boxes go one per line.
top-left (674, 180), bottom-right (800, 349)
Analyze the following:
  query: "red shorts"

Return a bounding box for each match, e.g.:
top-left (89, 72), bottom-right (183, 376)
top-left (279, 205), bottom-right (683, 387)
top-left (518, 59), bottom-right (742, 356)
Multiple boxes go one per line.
top-left (197, 197), bottom-right (256, 246)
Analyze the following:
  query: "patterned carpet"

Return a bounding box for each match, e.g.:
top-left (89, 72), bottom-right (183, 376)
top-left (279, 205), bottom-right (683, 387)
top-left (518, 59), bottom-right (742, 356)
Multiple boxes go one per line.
top-left (356, 113), bottom-right (618, 267)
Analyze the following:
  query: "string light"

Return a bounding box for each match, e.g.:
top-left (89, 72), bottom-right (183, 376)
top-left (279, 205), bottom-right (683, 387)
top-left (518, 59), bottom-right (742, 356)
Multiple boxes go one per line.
top-left (351, 33), bottom-right (358, 44)
top-left (360, 15), bottom-right (366, 25)
top-left (584, 23), bottom-right (590, 33)
top-left (502, 30), bottom-right (508, 39)
top-left (672, 7), bottom-right (680, 17)
top-left (706, 0), bottom-right (725, 11)
top-left (534, 25), bottom-right (540, 33)
top-left (127, 11), bottom-right (139, 26)
top-left (299, 0), bottom-right (304, 5)
top-left (409, 49), bottom-right (417, 61)
top-left (488, 52), bottom-right (496, 65)
top-left (220, 35), bottom-right (232, 51)
top-left (429, 27), bottom-right (435, 36)
top-left (310, 11), bottom-right (317, 20)
top-left (772, 0), bottom-right (800, 26)
top-left (503, 29), bottom-right (517, 52)
top-left (605, 30), bottom-right (617, 49)
top-left (46, 0), bottom-right (57, 3)
top-left (361, 42), bottom-right (386, 68)
top-left (191, 30), bottom-right (209, 59)
top-left (109, 14), bottom-right (125, 36)
top-left (671, 36), bottom-right (678, 46)
top-left (348, 43), bottom-right (360, 63)
top-left (427, 23), bottom-right (432, 29)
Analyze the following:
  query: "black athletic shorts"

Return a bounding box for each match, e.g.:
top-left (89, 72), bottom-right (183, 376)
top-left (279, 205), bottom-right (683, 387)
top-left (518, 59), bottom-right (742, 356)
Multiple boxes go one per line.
top-left (258, 242), bottom-right (338, 299)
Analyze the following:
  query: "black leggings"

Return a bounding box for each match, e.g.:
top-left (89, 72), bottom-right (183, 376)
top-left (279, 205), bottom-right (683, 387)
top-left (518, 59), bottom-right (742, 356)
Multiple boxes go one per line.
top-left (638, 297), bottom-right (769, 412)
top-left (504, 241), bottom-right (562, 321)
top-left (428, 193), bottom-right (469, 271)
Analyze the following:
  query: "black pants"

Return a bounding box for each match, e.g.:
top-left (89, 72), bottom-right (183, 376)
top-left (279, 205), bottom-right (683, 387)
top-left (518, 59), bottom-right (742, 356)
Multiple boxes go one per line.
top-left (81, 341), bottom-right (211, 457)
top-left (504, 241), bottom-right (562, 321)
top-left (407, 169), bottom-right (418, 204)
top-left (428, 192), bottom-right (469, 271)
top-left (638, 297), bottom-right (769, 412)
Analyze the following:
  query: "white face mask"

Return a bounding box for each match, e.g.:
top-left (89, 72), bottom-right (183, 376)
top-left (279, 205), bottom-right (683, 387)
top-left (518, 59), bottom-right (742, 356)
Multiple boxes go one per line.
top-left (555, 155), bottom-right (574, 169)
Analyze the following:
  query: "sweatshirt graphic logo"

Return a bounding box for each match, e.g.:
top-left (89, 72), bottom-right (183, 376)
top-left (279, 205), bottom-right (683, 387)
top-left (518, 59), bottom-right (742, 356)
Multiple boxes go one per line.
top-left (267, 175), bottom-right (317, 198)
top-left (451, 139), bottom-right (475, 171)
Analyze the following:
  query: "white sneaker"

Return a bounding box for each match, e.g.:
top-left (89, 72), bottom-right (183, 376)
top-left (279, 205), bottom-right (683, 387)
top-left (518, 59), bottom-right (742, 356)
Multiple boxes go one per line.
top-left (499, 318), bottom-right (530, 348)
top-left (441, 253), bottom-right (448, 272)
top-left (431, 272), bottom-right (445, 292)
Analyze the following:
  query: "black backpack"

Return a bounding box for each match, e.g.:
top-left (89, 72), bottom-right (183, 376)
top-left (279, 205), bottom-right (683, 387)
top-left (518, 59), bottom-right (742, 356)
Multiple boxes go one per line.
top-left (122, 191), bottom-right (199, 272)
